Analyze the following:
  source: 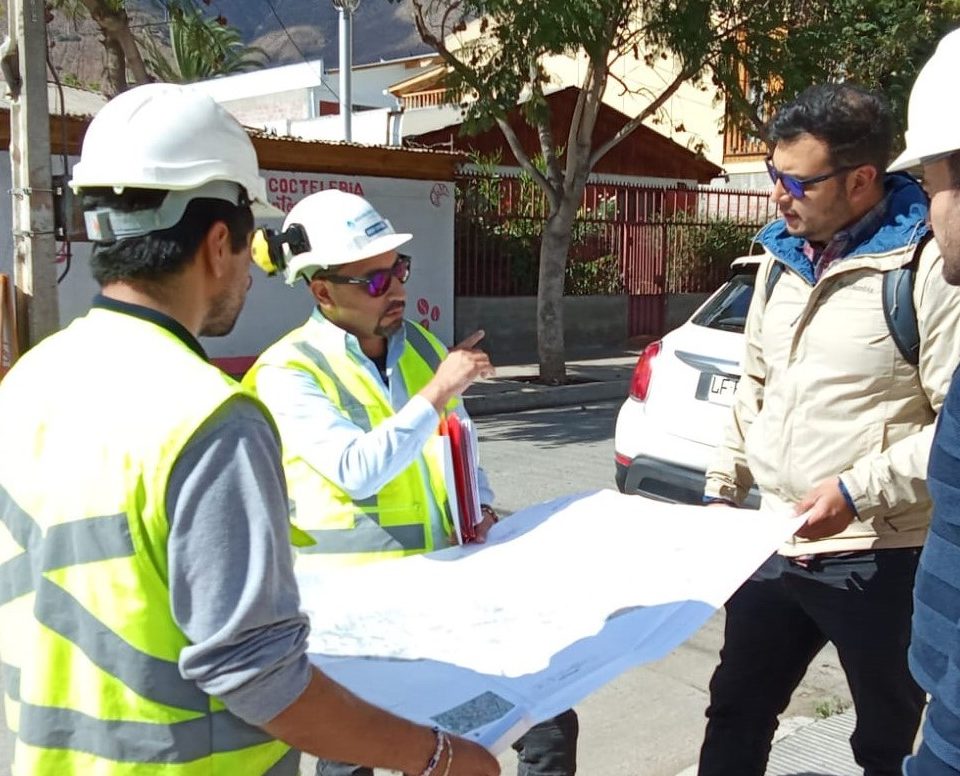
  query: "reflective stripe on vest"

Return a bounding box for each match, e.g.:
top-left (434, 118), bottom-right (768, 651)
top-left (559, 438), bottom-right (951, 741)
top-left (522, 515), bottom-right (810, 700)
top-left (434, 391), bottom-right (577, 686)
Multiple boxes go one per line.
top-left (0, 310), bottom-right (293, 775)
top-left (247, 319), bottom-right (456, 564)
top-left (403, 321), bottom-right (443, 372)
top-left (17, 703), bottom-right (274, 763)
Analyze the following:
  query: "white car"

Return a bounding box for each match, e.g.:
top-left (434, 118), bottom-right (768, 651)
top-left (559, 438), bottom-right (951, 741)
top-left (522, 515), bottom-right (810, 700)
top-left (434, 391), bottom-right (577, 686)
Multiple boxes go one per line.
top-left (614, 256), bottom-right (761, 507)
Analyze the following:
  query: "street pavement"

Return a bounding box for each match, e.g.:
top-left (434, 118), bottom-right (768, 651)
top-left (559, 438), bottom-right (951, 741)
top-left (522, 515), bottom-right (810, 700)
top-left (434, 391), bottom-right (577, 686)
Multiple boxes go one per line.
top-left (462, 348), bottom-right (639, 417)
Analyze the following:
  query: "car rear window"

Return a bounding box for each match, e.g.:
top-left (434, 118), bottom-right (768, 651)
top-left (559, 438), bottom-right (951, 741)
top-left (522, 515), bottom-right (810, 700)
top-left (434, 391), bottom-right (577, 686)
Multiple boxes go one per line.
top-left (691, 267), bottom-right (757, 334)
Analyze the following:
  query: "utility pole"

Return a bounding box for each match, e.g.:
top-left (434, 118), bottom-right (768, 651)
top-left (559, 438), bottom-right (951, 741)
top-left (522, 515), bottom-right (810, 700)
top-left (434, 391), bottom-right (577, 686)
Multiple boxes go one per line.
top-left (3, 0), bottom-right (59, 352)
top-left (332, 0), bottom-right (359, 142)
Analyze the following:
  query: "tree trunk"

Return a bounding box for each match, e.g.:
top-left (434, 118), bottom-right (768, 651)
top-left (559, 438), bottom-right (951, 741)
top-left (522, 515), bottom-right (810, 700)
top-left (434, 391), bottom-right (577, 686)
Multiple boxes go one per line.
top-left (536, 198), bottom-right (578, 383)
top-left (101, 35), bottom-right (126, 97)
top-left (81, 0), bottom-right (151, 92)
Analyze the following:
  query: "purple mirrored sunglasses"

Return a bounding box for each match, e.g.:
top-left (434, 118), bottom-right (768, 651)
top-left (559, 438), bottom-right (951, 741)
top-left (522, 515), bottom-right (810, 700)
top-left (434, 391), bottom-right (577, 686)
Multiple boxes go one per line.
top-left (315, 254), bottom-right (411, 297)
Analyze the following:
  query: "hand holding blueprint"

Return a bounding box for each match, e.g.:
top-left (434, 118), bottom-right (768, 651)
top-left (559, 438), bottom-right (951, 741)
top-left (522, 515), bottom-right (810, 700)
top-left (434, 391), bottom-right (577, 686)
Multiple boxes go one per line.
top-left (297, 490), bottom-right (804, 753)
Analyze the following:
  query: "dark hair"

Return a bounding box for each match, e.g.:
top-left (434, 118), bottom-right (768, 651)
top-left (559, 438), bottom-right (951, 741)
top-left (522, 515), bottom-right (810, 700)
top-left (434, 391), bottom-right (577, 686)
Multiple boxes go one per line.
top-left (766, 83), bottom-right (894, 175)
top-left (950, 152), bottom-right (960, 189)
top-left (82, 187), bottom-right (254, 285)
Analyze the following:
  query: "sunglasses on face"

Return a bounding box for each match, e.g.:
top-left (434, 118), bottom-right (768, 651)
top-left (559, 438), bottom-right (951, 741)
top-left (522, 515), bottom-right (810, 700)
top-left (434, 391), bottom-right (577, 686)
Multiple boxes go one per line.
top-left (765, 157), bottom-right (857, 199)
top-left (315, 254), bottom-right (412, 297)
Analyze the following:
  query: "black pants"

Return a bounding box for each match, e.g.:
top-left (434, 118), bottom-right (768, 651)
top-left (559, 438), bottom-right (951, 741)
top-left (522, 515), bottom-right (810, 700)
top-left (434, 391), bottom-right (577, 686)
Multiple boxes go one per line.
top-left (698, 549), bottom-right (924, 776)
top-left (316, 709), bottom-right (579, 776)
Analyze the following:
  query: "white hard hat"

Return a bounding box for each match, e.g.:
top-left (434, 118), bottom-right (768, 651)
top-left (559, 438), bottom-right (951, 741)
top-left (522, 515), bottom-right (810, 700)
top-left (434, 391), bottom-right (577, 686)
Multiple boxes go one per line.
top-left (70, 83), bottom-right (283, 226)
top-left (889, 28), bottom-right (960, 171)
top-left (281, 190), bottom-right (412, 284)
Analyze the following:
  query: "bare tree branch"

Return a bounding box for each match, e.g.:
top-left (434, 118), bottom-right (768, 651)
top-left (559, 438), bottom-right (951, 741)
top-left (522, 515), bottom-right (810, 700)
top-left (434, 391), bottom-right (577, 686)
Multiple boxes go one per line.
top-left (564, 53), bottom-right (606, 196)
top-left (410, 0), bottom-right (557, 202)
top-left (528, 68), bottom-right (563, 193)
top-left (589, 62), bottom-right (700, 169)
top-left (493, 116), bottom-right (558, 209)
top-left (79, 0), bottom-right (150, 89)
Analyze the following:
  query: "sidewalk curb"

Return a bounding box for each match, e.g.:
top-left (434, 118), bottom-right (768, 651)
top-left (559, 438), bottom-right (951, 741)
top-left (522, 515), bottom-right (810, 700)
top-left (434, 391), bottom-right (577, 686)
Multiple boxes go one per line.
top-left (673, 712), bottom-right (859, 776)
top-left (463, 378), bottom-right (630, 416)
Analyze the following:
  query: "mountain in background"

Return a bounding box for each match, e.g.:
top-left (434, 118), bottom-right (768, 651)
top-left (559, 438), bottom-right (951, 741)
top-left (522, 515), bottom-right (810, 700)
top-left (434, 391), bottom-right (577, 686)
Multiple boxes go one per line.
top-left (209, 0), bottom-right (430, 67)
top-left (42, 0), bottom-right (431, 94)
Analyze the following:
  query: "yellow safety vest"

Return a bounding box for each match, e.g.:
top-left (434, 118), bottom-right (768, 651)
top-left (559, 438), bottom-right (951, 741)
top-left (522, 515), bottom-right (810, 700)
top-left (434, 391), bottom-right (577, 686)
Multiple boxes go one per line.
top-left (246, 320), bottom-right (457, 568)
top-left (0, 308), bottom-right (294, 775)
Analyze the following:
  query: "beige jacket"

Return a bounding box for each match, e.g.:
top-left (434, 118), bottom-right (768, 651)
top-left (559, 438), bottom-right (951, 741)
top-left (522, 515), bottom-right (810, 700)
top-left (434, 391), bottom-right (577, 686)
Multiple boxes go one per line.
top-left (705, 237), bottom-right (960, 555)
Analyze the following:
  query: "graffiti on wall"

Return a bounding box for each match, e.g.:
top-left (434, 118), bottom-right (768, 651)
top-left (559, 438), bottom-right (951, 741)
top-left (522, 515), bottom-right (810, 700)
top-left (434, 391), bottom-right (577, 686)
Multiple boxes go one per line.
top-left (266, 176), bottom-right (365, 213)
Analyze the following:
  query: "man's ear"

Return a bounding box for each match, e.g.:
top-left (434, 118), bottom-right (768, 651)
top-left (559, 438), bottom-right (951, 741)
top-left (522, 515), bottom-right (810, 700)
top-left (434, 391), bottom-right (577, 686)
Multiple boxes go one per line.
top-left (848, 164), bottom-right (880, 199)
top-left (203, 221), bottom-right (232, 279)
top-left (309, 276), bottom-right (334, 309)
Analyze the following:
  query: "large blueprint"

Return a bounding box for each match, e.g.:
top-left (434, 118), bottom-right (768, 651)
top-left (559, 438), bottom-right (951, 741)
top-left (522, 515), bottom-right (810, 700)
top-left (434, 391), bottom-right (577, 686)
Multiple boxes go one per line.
top-left (298, 490), bottom-right (804, 753)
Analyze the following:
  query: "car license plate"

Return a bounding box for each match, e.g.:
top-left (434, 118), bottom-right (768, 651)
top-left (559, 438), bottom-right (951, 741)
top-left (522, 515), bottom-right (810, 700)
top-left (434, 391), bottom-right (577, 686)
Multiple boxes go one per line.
top-left (696, 372), bottom-right (739, 406)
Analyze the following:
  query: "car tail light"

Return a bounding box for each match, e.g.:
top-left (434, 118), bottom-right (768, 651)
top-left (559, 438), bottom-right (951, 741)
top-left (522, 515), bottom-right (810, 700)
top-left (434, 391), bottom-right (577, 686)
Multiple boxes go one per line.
top-left (629, 340), bottom-right (661, 401)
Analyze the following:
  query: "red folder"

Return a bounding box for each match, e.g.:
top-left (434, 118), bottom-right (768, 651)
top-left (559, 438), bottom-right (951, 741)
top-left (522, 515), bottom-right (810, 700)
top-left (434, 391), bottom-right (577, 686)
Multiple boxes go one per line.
top-left (439, 413), bottom-right (480, 543)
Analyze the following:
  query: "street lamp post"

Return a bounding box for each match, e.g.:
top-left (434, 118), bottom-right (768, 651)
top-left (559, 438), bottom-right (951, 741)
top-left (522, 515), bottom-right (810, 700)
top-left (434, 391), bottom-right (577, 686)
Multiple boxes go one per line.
top-left (331, 0), bottom-right (359, 142)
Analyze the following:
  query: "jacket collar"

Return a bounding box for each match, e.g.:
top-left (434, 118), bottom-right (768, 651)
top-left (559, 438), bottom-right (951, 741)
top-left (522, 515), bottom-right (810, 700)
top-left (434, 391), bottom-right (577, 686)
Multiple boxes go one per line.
top-left (757, 173), bottom-right (930, 283)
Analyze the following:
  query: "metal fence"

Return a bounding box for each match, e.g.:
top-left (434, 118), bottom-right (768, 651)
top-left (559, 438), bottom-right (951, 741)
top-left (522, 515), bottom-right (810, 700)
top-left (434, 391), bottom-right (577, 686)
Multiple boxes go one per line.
top-left (454, 173), bottom-right (777, 335)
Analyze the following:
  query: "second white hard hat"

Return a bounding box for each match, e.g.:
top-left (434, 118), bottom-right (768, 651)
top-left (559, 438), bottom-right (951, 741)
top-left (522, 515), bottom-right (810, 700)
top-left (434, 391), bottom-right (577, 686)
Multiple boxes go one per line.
top-left (281, 190), bottom-right (412, 284)
top-left (889, 28), bottom-right (960, 171)
top-left (70, 83), bottom-right (282, 220)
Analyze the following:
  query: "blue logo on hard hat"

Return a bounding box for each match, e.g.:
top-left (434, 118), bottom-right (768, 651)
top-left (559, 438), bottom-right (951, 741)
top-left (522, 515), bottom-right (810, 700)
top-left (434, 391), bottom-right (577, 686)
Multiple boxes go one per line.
top-left (365, 221), bottom-right (388, 237)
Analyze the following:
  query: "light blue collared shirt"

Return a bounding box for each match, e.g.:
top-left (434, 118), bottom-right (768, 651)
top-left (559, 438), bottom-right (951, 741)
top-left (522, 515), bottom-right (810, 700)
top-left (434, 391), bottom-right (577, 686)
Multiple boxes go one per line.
top-left (254, 309), bottom-right (493, 549)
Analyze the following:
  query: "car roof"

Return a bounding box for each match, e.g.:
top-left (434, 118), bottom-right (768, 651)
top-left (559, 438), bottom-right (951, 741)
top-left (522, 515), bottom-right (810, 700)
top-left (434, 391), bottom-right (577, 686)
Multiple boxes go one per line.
top-left (730, 254), bottom-right (763, 269)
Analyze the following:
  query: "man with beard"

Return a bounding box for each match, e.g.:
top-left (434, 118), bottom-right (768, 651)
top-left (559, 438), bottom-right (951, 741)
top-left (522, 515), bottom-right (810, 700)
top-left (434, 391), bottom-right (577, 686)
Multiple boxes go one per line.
top-left (698, 82), bottom-right (960, 776)
top-left (890, 28), bottom-right (960, 776)
top-left (246, 189), bottom-right (580, 776)
top-left (0, 84), bottom-right (499, 776)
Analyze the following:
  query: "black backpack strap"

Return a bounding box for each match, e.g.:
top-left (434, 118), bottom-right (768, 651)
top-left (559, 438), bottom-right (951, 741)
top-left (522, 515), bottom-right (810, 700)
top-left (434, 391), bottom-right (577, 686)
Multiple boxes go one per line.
top-left (763, 239), bottom-right (924, 367)
top-left (882, 234), bottom-right (929, 368)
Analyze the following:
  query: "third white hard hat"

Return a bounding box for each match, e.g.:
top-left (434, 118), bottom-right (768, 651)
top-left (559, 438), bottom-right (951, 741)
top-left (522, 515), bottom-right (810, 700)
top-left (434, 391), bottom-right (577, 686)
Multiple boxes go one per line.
top-left (889, 28), bottom-right (960, 171)
top-left (281, 190), bottom-right (412, 284)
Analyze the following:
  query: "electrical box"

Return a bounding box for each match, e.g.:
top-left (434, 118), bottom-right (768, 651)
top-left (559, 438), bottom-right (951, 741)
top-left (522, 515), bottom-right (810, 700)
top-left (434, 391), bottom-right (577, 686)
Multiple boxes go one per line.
top-left (52, 174), bottom-right (88, 242)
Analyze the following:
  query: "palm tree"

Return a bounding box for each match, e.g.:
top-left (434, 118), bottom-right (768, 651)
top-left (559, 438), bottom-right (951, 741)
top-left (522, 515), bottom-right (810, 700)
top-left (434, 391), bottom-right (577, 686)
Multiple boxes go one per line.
top-left (143, 1), bottom-right (268, 83)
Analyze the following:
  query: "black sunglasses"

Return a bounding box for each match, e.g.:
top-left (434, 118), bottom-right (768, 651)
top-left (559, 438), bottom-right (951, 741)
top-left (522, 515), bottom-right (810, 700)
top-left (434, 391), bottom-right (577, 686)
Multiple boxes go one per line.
top-left (314, 254), bottom-right (411, 298)
top-left (765, 157), bottom-right (857, 199)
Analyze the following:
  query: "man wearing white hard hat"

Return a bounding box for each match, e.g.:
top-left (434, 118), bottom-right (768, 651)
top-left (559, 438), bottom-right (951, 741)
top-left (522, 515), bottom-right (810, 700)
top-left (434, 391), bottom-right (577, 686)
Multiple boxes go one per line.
top-left (892, 28), bottom-right (960, 776)
top-left (245, 189), bottom-right (580, 776)
top-left (0, 84), bottom-right (498, 776)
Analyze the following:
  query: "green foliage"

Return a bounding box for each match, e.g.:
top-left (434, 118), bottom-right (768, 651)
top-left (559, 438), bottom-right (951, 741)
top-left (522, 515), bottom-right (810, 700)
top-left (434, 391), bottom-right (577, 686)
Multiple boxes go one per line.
top-left (814, 696), bottom-right (850, 719)
top-left (709, 1), bottom-right (960, 149)
top-left (459, 166), bottom-right (624, 296)
top-left (142, 0), bottom-right (267, 83)
top-left (565, 254), bottom-right (624, 296)
top-left (415, 0), bottom-right (641, 137)
top-left (665, 216), bottom-right (756, 293)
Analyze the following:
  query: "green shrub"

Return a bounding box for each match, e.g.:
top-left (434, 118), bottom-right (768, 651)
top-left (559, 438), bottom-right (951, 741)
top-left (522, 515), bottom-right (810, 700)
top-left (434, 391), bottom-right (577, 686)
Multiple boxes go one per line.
top-left (666, 216), bottom-right (757, 293)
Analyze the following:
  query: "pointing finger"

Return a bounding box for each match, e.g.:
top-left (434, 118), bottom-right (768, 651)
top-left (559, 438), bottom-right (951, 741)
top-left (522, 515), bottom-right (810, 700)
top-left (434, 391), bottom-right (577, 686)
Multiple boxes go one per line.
top-left (453, 329), bottom-right (485, 350)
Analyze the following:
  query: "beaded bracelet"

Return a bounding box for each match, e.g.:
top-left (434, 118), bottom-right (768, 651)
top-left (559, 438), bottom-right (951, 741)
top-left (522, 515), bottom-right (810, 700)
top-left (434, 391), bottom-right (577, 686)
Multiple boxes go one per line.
top-left (417, 727), bottom-right (448, 776)
top-left (440, 737), bottom-right (454, 776)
